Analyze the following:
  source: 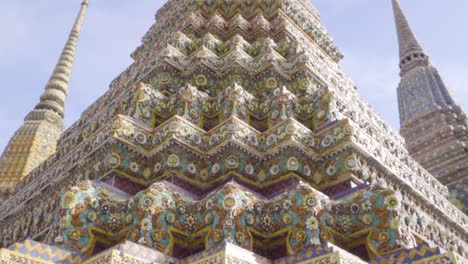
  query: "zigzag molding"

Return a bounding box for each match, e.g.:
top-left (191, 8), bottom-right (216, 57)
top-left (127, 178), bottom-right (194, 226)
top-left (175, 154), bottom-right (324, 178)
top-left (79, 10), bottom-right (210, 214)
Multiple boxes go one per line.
top-left (51, 179), bottom-right (403, 258)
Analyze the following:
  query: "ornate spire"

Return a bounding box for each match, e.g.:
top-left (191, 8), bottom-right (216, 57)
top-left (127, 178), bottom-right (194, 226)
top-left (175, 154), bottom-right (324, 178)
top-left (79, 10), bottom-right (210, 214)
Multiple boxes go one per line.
top-left (393, 0), bottom-right (457, 122)
top-left (32, 0), bottom-right (89, 118)
top-left (393, 0), bottom-right (468, 213)
top-left (0, 0), bottom-right (89, 191)
top-left (391, 0), bottom-right (430, 75)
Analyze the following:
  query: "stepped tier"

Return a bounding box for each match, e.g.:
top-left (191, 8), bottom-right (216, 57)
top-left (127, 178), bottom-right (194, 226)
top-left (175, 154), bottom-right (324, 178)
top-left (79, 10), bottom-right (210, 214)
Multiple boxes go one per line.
top-left (47, 180), bottom-right (404, 258)
top-left (0, 81), bottom-right (466, 260)
top-left (0, 238), bottom-right (464, 263)
top-left (1, 81), bottom-right (466, 255)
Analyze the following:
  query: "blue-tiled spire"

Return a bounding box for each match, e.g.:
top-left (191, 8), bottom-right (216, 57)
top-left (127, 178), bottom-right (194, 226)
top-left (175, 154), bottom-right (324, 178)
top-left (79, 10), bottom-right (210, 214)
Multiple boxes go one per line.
top-left (392, 0), bottom-right (468, 213)
top-left (392, 0), bottom-right (456, 123)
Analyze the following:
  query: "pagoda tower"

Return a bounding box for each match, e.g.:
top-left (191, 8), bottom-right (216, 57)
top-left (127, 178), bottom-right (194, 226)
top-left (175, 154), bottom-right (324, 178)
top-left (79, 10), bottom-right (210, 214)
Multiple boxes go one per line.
top-left (392, 0), bottom-right (468, 213)
top-left (0, 0), bottom-right (89, 202)
top-left (0, 0), bottom-right (467, 263)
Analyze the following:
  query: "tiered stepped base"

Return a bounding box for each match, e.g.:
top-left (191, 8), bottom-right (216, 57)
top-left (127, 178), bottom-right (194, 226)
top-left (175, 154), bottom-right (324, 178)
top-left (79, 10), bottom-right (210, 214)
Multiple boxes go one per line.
top-left (0, 240), bottom-right (463, 264)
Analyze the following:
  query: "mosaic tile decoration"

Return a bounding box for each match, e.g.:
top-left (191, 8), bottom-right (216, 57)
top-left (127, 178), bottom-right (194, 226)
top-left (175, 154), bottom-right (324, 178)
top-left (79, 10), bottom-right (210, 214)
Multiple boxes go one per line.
top-left (372, 245), bottom-right (441, 264)
top-left (7, 240), bottom-right (84, 264)
top-left (273, 242), bottom-right (335, 263)
top-left (110, 240), bottom-right (176, 263)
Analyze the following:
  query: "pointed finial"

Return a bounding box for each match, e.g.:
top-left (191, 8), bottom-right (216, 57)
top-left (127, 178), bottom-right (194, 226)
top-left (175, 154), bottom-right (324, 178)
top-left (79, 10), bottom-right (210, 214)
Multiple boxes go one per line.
top-left (391, 0), bottom-right (430, 75)
top-left (32, 0), bottom-right (89, 118)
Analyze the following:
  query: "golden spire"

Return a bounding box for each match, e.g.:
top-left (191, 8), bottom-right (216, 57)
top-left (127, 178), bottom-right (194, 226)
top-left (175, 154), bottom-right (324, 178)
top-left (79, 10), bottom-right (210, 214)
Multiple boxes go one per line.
top-left (0, 0), bottom-right (89, 193)
top-left (32, 0), bottom-right (89, 118)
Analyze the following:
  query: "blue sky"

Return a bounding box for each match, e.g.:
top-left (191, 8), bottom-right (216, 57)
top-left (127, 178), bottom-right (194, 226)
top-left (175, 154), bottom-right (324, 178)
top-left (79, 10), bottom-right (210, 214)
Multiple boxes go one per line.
top-left (0, 0), bottom-right (467, 153)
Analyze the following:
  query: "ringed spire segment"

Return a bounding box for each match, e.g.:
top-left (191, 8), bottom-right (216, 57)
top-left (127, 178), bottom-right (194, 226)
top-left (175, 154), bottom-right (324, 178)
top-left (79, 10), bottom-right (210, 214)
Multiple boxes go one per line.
top-left (33, 0), bottom-right (89, 118)
top-left (391, 0), bottom-right (430, 75)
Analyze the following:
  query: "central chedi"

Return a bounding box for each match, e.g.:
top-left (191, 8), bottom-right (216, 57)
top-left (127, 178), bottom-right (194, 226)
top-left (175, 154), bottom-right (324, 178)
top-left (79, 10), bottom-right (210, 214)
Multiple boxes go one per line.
top-left (0, 0), bottom-right (466, 263)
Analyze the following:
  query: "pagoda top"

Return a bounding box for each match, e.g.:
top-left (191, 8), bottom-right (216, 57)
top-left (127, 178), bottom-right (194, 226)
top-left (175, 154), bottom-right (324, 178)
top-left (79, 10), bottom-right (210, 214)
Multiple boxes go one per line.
top-left (131, 0), bottom-right (342, 62)
top-left (391, 0), bottom-right (430, 75)
top-left (32, 0), bottom-right (89, 118)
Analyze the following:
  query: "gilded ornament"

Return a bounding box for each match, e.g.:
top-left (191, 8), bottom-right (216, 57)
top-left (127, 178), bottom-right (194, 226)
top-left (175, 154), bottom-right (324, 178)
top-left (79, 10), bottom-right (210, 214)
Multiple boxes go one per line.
top-left (130, 162), bottom-right (140, 173)
top-left (205, 213), bottom-right (214, 224)
top-left (245, 214), bottom-right (255, 225)
top-left (199, 168), bottom-right (209, 181)
top-left (61, 193), bottom-right (77, 209)
top-left (287, 157), bottom-right (299, 171)
top-left (225, 156), bottom-right (239, 169)
top-left (390, 218), bottom-right (401, 230)
top-left (270, 165), bottom-right (279, 175)
top-left (306, 216), bottom-right (319, 230)
top-left (87, 212), bottom-right (97, 222)
top-left (325, 165), bottom-right (336, 176)
top-left (378, 231), bottom-right (391, 242)
top-left (141, 218), bottom-right (152, 231)
top-left (282, 214), bottom-right (293, 225)
top-left (160, 73), bottom-right (171, 84)
top-left (361, 213), bottom-right (373, 225)
top-left (211, 163), bottom-right (221, 174)
top-left (69, 229), bottom-right (81, 240)
top-left (142, 167), bottom-right (152, 179)
top-left (235, 231), bottom-right (247, 244)
top-left (245, 164), bottom-right (254, 175)
top-left (165, 212), bottom-right (176, 224)
top-left (108, 153), bottom-right (121, 168)
top-left (151, 230), bottom-right (164, 242)
top-left (187, 163), bottom-right (197, 174)
top-left (167, 154), bottom-right (180, 167)
top-left (385, 195), bottom-right (400, 211)
top-left (223, 195), bottom-right (237, 209)
top-left (195, 75), bottom-right (208, 86)
top-left (295, 231), bottom-right (307, 242)
top-left (211, 229), bottom-right (223, 242)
